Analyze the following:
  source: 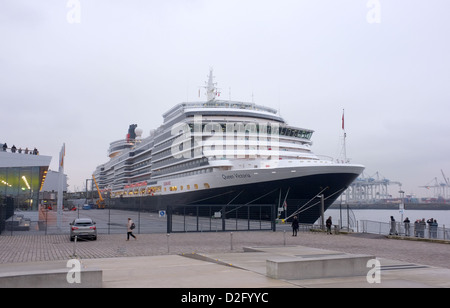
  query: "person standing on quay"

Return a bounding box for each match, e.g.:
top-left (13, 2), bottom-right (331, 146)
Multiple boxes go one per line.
top-left (291, 216), bottom-right (299, 236)
top-left (389, 216), bottom-right (398, 235)
top-left (403, 217), bottom-right (411, 237)
top-left (326, 216), bottom-right (333, 234)
top-left (127, 218), bottom-right (137, 241)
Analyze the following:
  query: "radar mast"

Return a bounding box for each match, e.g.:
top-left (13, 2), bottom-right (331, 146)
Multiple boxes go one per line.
top-left (204, 68), bottom-right (220, 102)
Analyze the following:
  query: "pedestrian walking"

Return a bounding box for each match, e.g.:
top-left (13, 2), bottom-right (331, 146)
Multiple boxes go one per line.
top-left (291, 216), bottom-right (299, 236)
top-left (127, 218), bottom-right (137, 241)
top-left (326, 216), bottom-right (333, 234)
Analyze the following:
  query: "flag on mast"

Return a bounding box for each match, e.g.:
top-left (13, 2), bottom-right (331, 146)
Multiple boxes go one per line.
top-left (341, 109), bottom-right (347, 162)
top-left (57, 143), bottom-right (65, 229)
top-left (59, 143), bottom-right (66, 168)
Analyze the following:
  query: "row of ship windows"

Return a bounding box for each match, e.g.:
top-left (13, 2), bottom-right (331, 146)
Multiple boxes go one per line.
top-left (153, 158), bottom-right (209, 176)
top-left (186, 123), bottom-right (314, 140)
top-left (152, 124), bottom-right (312, 158)
top-left (153, 135), bottom-right (310, 160)
top-left (153, 143), bottom-right (309, 172)
top-left (153, 135), bottom-right (178, 154)
top-left (111, 183), bottom-right (210, 198)
top-left (169, 183), bottom-right (210, 191)
top-left (154, 167), bottom-right (214, 181)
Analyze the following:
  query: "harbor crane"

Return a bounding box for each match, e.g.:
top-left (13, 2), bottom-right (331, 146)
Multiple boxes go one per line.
top-left (442, 169), bottom-right (449, 186)
top-left (344, 171), bottom-right (402, 203)
top-left (442, 169), bottom-right (449, 199)
top-left (420, 170), bottom-right (449, 200)
top-left (92, 174), bottom-right (106, 209)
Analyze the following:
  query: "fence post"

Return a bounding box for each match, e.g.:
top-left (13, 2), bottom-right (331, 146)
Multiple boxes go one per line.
top-left (138, 208), bottom-right (141, 234)
top-left (166, 206), bottom-right (172, 234)
top-left (45, 209), bottom-right (48, 236)
top-left (230, 232), bottom-right (233, 251)
top-left (167, 233), bottom-right (170, 253)
top-left (108, 208), bottom-right (111, 234)
top-left (72, 236), bottom-right (78, 258)
top-left (221, 205), bottom-right (226, 232)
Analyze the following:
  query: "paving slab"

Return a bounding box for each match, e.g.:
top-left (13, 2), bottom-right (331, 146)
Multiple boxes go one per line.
top-left (1, 232), bottom-right (450, 288)
top-left (201, 246), bottom-right (450, 288)
top-left (81, 255), bottom-right (294, 288)
top-left (0, 259), bottom-right (102, 288)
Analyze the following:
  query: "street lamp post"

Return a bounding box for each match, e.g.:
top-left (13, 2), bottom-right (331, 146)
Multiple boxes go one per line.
top-left (319, 194), bottom-right (325, 230)
top-left (399, 189), bottom-right (405, 234)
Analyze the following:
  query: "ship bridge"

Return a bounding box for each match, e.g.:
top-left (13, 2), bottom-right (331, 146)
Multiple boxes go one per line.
top-left (162, 100), bottom-right (284, 126)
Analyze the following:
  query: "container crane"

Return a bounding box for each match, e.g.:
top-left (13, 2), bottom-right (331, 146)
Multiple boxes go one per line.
top-left (441, 169), bottom-right (449, 186)
top-left (420, 172), bottom-right (449, 200)
top-left (441, 169), bottom-right (449, 199)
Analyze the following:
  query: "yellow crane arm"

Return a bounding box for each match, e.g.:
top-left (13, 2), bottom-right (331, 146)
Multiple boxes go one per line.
top-left (92, 174), bottom-right (104, 202)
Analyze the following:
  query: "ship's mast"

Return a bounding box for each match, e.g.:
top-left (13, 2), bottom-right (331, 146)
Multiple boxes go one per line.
top-left (342, 109), bottom-right (347, 162)
top-left (204, 68), bottom-right (219, 102)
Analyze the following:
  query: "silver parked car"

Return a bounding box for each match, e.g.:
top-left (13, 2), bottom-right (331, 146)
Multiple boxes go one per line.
top-left (70, 218), bottom-right (97, 241)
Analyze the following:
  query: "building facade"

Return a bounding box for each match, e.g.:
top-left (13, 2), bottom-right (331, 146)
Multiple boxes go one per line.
top-left (0, 150), bottom-right (51, 211)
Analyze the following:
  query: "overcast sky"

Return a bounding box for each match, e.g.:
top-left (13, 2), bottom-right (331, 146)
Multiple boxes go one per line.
top-left (1, 0), bottom-right (449, 197)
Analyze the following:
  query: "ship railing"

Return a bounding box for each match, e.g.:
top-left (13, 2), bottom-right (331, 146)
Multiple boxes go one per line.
top-left (360, 220), bottom-right (449, 241)
top-left (277, 222), bottom-right (340, 234)
top-left (315, 155), bottom-right (353, 164)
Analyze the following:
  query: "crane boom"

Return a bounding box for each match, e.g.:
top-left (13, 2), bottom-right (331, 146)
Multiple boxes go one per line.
top-left (92, 174), bottom-right (106, 209)
top-left (441, 169), bottom-right (449, 185)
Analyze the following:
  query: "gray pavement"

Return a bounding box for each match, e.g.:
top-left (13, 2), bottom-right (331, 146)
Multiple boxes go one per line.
top-left (1, 231), bottom-right (450, 288)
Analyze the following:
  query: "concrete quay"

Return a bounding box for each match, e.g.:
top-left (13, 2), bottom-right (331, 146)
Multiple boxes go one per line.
top-left (0, 231), bottom-right (449, 288)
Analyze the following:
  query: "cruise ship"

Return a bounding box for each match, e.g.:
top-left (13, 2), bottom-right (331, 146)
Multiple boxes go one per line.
top-left (93, 70), bottom-right (364, 223)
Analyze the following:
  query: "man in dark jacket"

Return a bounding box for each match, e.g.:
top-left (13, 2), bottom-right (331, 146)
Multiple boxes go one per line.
top-left (291, 216), bottom-right (299, 236)
top-left (326, 216), bottom-right (333, 234)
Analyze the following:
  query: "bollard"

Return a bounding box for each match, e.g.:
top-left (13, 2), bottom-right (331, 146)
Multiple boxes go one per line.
top-left (167, 234), bottom-right (170, 253)
top-left (72, 236), bottom-right (78, 258)
top-left (283, 230), bottom-right (286, 246)
top-left (230, 232), bottom-right (233, 251)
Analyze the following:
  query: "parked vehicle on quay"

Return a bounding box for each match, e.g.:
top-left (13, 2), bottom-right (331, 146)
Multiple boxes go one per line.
top-left (69, 218), bottom-right (97, 241)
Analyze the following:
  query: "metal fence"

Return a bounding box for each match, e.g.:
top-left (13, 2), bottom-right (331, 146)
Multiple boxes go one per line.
top-left (1, 209), bottom-right (158, 236)
top-left (4, 206), bottom-right (449, 243)
top-left (361, 220), bottom-right (449, 241)
top-left (168, 204), bottom-right (274, 233)
top-left (1, 204), bottom-right (275, 237)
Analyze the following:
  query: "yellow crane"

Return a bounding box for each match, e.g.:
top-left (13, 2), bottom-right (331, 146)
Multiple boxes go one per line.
top-left (92, 174), bottom-right (106, 209)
